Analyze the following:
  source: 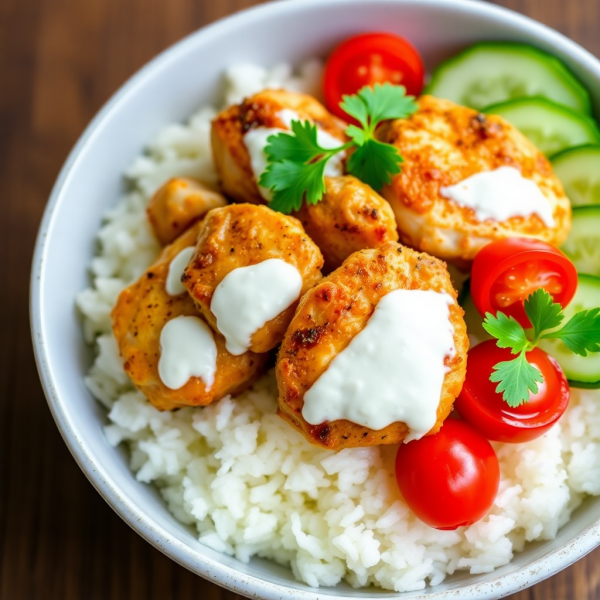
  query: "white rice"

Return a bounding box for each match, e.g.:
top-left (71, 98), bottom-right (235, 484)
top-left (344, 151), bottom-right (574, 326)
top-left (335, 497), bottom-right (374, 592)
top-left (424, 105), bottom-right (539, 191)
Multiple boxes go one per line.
top-left (76, 60), bottom-right (600, 593)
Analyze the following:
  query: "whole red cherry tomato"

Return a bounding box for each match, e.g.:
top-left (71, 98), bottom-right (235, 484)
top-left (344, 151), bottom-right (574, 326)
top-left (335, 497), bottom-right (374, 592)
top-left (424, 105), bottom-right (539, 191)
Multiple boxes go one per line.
top-left (455, 340), bottom-right (570, 443)
top-left (471, 238), bottom-right (578, 328)
top-left (395, 419), bottom-right (499, 530)
top-left (324, 32), bottom-right (425, 121)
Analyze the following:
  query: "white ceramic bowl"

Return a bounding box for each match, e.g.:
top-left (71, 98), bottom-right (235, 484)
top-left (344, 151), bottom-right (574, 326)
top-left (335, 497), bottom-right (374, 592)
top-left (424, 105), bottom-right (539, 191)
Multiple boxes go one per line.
top-left (31, 0), bottom-right (600, 598)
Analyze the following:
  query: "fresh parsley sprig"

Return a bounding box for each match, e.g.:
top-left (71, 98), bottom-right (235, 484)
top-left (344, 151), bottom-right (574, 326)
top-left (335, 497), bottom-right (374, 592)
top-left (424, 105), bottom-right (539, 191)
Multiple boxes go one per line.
top-left (483, 288), bottom-right (600, 407)
top-left (259, 83), bottom-right (418, 214)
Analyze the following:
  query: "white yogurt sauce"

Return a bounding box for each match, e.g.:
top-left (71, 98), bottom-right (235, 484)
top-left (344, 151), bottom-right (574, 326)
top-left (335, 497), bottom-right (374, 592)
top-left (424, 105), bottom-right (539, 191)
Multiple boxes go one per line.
top-left (165, 247), bottom-right (195, 296)
top-left (440, 166), bottom-right (555, 227)
top-left (211, 259), bottom-right (303, 355)
top-left (301, 289), bottom-right (456, 441)
top-left (158, 315), bottom-right (217, 390)
top-left (244, 109), bottom-right (345, 200)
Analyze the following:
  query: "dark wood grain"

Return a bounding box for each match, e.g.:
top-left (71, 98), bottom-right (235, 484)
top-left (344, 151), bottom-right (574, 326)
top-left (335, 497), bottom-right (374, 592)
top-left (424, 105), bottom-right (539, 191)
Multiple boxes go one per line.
top-left (1, 0), bottom-right (598, 598)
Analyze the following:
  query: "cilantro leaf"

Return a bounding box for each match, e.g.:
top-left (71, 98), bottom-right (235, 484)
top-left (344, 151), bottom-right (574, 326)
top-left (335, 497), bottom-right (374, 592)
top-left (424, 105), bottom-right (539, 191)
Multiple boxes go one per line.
top-left (345, 124), bottom-right (369, 146)
top-left (490, 352), bottom-right (543, 407)
top-left (339, 95), bottom-right (369, 129)
top-left (264, 120), bottom-right (331, 164)
top-left (260, 120), bottom-right (345, 213)
top-left (524, 288), bottom-right (564, 339)
top-left (342, 83), bottom-right (418, 129)
top-left (483, 311), bottom-right (530, 354)
top-left (346, 139), bottom-right (403, 190)
top-left (486, 289), bottom-right (600, 407)
top-left (548, 308), bottom-right (600, 356)
top-left (261, 160), bottom-right (327, 214)
top-left (260, 83), bottom-right (417, 213)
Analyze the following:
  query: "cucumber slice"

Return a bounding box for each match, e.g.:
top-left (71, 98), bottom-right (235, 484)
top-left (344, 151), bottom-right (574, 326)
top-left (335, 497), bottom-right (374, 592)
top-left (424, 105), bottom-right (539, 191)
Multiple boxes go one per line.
top-left (426, 42), bottom-right (591, 114)
top-left (483, 98), bottom-right (600, 156)
top-left (540, 274), bottom-right (600, 388)
top-left (551, 145), bottom-right (600, 206)
top-left (459, 280), bottom-right (492, 346)
top-left (561, 205), bottom-right (600, 276)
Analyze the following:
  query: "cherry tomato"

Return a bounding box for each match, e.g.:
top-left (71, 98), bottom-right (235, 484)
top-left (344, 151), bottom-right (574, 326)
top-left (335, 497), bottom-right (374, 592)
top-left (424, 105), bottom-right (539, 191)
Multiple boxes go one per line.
top-left (471, 238), bottom-right (578, 328)
top-left (395, 419), bottom-right (499, 530)
top-left (323, 33), bottom-right (425, 121)
top-left (455, 340), bottom-right (570, 443)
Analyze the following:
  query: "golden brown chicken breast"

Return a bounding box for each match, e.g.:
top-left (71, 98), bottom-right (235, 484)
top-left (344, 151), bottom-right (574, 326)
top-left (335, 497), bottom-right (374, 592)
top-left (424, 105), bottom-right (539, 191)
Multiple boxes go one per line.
top-left (146, 177), bottom-right (228, 245)
top-left (276, 242), bottom-right (468, 451)
top-left (182, 203), bottom-right (324, 354)
top-left (112, 222), bottom-right (268, 411)
top-left (211, 89), bottom-right (348, 205)
top-left (293, 175), bottom-right (399, 272)
top-left (377, 95), bottom-right (571, 263)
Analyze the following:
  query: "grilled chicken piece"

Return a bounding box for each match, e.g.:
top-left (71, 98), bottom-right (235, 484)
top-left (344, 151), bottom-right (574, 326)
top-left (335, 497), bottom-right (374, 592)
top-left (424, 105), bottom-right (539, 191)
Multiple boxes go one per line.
top-left (294, 175), bottom-right (398, 272)
top-left (146, 177), bottom-right (227, 245)
top-left (276, 242), bottom-right (468, 451)
top-left (377, 95), bottom-right (571, 263)
top-left (111, 222), bottom-right (268, 410)
top-left (182, 203), bottom-right (323, 354)
top-left (211, 89), bottom-right (348, 204)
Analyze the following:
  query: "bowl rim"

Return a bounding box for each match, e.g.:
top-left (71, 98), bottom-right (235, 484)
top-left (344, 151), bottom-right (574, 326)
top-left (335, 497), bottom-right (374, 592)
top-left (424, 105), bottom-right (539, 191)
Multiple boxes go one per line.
top-left (29, 0), bottom-right (600, 598)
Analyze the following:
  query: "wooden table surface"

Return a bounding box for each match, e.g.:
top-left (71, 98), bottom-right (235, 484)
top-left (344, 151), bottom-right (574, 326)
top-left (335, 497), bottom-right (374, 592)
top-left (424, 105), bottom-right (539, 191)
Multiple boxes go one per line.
top-left (2, 0), bottom-right (599, 598)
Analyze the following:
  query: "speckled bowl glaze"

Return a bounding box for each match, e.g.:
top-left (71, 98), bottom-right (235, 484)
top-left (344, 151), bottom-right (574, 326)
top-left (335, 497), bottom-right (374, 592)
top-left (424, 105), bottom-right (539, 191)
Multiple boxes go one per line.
top-left (30, 0), bottom-right (600, 598)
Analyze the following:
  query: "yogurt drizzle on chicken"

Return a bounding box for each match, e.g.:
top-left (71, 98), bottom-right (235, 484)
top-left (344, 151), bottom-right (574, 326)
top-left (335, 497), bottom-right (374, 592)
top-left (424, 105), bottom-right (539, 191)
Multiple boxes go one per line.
top-left (440, 166), bottom-right (555, 227)
top-left (302, 288), bottom-right (456, 441)
top-left (211, 259), bottom-right (304, 355)
top-left (158, 315), bottom-right (217, 390)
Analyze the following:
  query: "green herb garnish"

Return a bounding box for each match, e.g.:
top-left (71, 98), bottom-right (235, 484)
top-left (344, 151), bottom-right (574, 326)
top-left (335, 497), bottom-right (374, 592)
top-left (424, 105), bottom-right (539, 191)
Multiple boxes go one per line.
top-left (483, 288), bottom-right (600, 407)
top-left (259, 83), bottom-right (418, 213)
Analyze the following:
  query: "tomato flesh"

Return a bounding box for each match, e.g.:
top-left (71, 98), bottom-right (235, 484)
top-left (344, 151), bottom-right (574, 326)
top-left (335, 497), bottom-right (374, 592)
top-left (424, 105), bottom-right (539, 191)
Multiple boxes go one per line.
top-left (337, 47), bottom-right (414, 94)
top-left (491, 259), bottom-right (564, 308)
top-left (455, 340), bottom-right (570, 443)
top-left (324, 33), bottom-right (425, 121)
top-left (490, 258), bottom-right (566, 324)
top-left (395, 419), bottom-right (499, 530)
top-left (471, 238), bottom-right (578, 328)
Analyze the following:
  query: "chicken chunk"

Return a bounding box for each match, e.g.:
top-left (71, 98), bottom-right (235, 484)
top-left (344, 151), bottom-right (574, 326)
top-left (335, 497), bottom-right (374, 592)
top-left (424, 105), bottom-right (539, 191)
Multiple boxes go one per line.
top-left (294, 175), bottom-right (398, 271)
top-left (211, 89), bottom-right (348, 204)
top-left (146, 177), bottom-right (228, 245)
top-left (276, 242), bottom-right (468, 451)
top-left (377, 95), bottom-right (571, 263)
top-left (182, 203), bottom-right (323, 354)
top-left (111, 222), bottom-right (268, 410)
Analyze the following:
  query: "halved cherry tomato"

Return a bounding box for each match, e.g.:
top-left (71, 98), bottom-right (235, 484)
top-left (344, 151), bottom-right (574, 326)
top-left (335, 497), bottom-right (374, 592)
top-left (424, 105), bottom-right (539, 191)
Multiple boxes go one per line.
top-left (395, 419), bottom-right (499, 530)
top-left (323, 32), bottom-right (425, 121)
top-left (471, 238), bottom-right (578, 328)
top-left (455, 340), bottom-right (570, 443)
